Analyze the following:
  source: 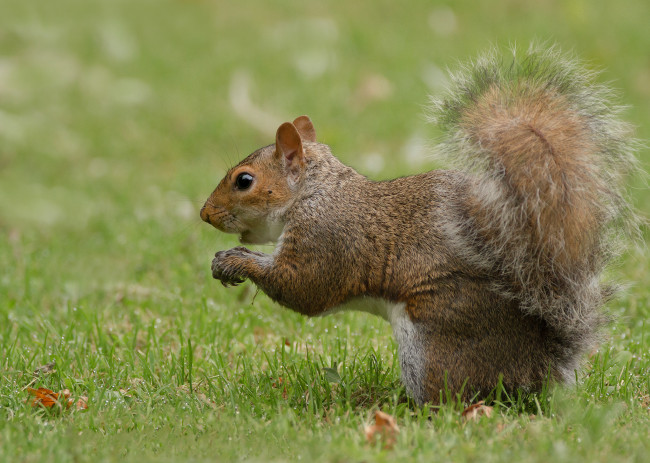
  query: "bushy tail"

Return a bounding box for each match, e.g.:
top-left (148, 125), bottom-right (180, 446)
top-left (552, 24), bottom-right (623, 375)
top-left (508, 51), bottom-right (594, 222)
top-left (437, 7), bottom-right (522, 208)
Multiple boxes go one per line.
top-left (430, 45), bottom-right (637, 358)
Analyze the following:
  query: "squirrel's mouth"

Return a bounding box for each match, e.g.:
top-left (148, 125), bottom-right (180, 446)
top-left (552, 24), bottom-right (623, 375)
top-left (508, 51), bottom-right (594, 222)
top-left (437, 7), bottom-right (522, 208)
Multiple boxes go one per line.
top-left (201, 203), bottom-right (285, 244)
top-left (200, 203), bottom-right (240, 231)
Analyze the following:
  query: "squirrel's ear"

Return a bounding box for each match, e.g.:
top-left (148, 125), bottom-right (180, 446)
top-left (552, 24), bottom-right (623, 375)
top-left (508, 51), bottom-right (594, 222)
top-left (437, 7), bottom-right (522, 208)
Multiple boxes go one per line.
top-left (275, 122), bottom-right (305, 179)
top-left (292, 115), bottom-right (317, 142)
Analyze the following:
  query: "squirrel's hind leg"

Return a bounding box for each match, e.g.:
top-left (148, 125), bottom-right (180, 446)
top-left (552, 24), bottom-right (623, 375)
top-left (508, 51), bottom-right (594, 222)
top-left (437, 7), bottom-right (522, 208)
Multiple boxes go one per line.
top-left (401, 288), bottom-right (565, 404)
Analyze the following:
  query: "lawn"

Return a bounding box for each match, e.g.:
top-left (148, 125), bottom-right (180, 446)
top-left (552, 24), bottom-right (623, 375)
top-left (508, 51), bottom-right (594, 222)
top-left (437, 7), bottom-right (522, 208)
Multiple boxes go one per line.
top-left (1, 0), bottom-right (649, 462)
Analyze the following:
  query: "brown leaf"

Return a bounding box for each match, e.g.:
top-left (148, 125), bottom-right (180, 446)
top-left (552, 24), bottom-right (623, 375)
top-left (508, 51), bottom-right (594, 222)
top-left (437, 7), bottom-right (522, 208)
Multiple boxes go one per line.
top-left (271, 377), bottom-right (288, 399)
top-left (364, 410), bottom-right (399, 449)
top-left (28, 387), bottom-right (70, 408)
top-left (462, 401), bottom-right (493, 422)
top-left (27, 387), bottom-right (59, 408)
top-left (75, 396), bottom-right (89, 410)
top-left (33, 362), bottom-right (56, 377)
top-left (27, 387), bottom-right (87, 411)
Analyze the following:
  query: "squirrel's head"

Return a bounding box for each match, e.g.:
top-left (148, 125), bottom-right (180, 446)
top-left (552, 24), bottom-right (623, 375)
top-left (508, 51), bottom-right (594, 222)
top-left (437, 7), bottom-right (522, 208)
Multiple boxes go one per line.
top-left (200, 116), bottom-right (317, 244)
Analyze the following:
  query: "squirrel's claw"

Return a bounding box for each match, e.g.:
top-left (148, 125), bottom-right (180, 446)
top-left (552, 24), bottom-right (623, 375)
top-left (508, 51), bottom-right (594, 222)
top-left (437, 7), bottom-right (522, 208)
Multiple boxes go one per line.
top-left (212, 248), bottom-right (249, 287)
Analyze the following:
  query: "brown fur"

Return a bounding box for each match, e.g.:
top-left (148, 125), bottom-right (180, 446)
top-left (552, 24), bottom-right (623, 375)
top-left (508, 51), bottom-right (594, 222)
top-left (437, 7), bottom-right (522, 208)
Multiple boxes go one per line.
top-left (200, 50), bottom-right (635, 403)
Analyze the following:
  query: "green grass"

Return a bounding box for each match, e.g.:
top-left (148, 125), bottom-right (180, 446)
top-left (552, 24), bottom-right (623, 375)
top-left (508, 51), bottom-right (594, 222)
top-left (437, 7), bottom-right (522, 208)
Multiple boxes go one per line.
top-left (1, 0), bottom-right (649, 461)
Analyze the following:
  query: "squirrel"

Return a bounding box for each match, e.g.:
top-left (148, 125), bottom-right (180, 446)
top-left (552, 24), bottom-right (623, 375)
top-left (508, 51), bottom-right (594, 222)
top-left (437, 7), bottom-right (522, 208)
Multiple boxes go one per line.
top-left (200, 46), bottom-right (637, 404)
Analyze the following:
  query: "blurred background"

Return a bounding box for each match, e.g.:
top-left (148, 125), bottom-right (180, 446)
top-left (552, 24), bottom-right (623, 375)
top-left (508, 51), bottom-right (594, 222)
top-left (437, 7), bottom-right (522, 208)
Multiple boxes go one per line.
top-left (1, 0), bottom-right (649, 308)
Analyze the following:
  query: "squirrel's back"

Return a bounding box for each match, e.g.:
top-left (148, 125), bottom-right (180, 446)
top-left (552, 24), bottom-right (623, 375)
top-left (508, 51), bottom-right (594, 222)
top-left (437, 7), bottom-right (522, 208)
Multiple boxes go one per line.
top-left (430, 45), bottom-right (637, 374)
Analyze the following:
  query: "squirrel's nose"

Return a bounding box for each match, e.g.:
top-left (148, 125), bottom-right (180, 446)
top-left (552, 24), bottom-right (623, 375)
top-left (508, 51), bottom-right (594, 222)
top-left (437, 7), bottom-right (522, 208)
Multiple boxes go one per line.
top-left (200, 205), bottom-right (211, 224)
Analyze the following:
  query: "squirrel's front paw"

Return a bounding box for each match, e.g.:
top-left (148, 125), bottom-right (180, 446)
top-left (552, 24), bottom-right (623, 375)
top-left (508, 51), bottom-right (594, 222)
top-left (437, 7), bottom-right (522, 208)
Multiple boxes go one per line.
top-left (212, 247), bottom-right (249, 287)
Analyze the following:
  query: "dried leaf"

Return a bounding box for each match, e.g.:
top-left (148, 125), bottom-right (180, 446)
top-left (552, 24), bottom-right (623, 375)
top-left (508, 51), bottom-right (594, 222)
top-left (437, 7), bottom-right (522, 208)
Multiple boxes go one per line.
top-left (462, 401), bottom-right (493, 422)
top-left (27, 387), bottom-right (87, 411)
top-left (27, 387), bottom-right (59, 408)
top-left (75, 396), bottom-right (89, 410)
top-left (364, 410), bottom-right (399, 449)
top-left (33, 362), bottom-right (56, 377)
top-left (271, 377), bottom-right (288, 399)
top-left (28, 387), bottom-right (71, 408)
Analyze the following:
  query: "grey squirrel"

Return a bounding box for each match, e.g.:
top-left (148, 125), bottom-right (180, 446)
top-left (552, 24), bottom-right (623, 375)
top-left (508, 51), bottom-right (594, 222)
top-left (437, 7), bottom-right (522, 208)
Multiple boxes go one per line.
top-left (200, 46), bottom-right (637, 404)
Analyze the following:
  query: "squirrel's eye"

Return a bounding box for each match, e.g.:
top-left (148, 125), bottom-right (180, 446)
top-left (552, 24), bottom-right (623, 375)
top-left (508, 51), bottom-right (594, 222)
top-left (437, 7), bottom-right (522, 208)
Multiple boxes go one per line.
top-left (235, 172), bottom-right (254, 190)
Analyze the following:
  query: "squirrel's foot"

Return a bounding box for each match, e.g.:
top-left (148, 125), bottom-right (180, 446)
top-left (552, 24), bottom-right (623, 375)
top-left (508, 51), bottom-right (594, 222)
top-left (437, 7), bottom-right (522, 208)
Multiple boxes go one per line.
top-left (212, 246), bottom-right (251, 287)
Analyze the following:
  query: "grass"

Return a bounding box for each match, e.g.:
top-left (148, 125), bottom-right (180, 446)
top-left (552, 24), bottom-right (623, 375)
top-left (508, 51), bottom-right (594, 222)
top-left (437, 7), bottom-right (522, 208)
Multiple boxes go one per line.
top-left (1, 0), bottom-right (649, 461)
